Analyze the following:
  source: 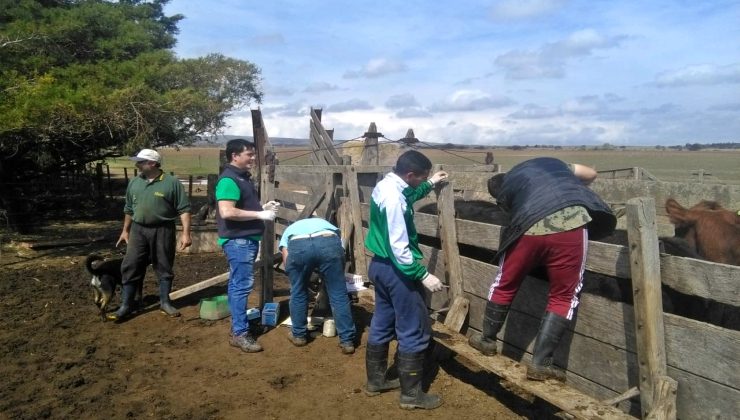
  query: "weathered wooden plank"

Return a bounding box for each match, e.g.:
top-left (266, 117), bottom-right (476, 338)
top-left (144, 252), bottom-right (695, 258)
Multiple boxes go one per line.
top-left (274, 189), bottom-right (310, 207)
top-left (297, 191), bottom-right (325, 219)
top-left (431, 322), bottom-right (635, 420)
top-left (626, 197), bottom-right (668, 416)
top-left (310, 109), bottom-right (341, 165)
top-left (274, 171), bottom-right (326, 189)
top-left (462, 256), bottom-right (740, 389)
top-left (276, 206), bottom-right (301, 224)
top-left (275, 165), bottom-right (345, 174)
top-left (170, 272), bottom-right (229, 301)
top-left (590, 179), bottom-right (740, 213)
top-left (346, 167), bottom-right (368, 277)
top-left (260, 169), bottom-right (276, 305)
top-left (645, 376), bottom-right (677, 420)
top-left (659, 256), bottom-right (740, 306)
top-left (434, 172), bottom-right (464, 298)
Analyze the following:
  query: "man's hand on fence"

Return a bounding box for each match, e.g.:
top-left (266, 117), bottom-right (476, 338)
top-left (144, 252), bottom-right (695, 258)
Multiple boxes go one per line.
top-left (422, 273), bottom-right (444, 292)
top-left (257, 209), bottom-right (277, 221)
top-left (429, 171), bottom-right (449, 185)
top-left (262, 200), bottom-right (281, 212)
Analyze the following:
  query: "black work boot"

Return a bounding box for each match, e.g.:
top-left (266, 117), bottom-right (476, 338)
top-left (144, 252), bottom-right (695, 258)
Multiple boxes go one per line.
top-left (468, 302), bottom-right (509, 356)
top-left (159, 279), bottom-right (180, 317)
top-left (398, 351), bottom-right (442, 410)
top-left (365, 343), bottom-right (400, 396)
top-left (107, 282), bottom-right (137, 322)
top-left (526, 311), bottom-right (570, 381)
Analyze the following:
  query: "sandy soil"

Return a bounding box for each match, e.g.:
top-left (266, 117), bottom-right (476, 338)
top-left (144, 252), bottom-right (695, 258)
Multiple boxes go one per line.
top-left (0, 222), bottom-right (558, 419)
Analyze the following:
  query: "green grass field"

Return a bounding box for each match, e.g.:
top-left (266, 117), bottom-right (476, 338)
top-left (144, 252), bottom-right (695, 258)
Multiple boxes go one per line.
top-left (105, 146), bottom-right (740, 184)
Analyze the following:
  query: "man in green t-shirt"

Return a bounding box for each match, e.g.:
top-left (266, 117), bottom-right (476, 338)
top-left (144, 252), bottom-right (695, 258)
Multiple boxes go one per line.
top-left (216, 139), bottom-right (278, 353)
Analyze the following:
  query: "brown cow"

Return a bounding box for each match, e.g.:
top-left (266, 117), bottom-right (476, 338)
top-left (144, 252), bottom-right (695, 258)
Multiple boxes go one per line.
top-left (665, 198), bottom-right (740, 265)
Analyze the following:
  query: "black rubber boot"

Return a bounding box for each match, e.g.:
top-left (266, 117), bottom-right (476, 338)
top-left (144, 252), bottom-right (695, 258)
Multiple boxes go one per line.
top-left (107, 282), bottom-right (137, 322)
top-left (365, 343), bottom-right (400, 396)
top-left (468, 302), bottom-right (509, 356)
top-left (526, 312), bottom-right (570, 381)
top-left (398, 351), bottom-right (442, 410)
top-left (159, 279), bottom-right (180, 317)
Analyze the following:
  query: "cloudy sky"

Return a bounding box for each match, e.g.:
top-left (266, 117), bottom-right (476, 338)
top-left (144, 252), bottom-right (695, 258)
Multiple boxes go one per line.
top-left (164, 0), bottom-right (740, 146)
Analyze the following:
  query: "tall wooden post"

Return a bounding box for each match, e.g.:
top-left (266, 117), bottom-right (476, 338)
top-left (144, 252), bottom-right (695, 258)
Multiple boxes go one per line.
top-left (626, 197), bottom-right (675, 418)
top-left (346, 166), bottom-right (368, 277)
top-left (360, 122), bottom-right (380, 165)
top-left (434, 164), bottom-right (468, 337)
top-left (252, 108), bottom-right (275, 306)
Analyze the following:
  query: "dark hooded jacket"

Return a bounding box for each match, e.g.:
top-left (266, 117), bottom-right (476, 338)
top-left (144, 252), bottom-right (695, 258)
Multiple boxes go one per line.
top-left (494, 157), bottom-right (616, 261)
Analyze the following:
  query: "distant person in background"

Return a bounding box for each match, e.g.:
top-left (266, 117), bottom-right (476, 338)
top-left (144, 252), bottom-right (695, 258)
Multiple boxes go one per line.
top-left (216, 138), bottom-right (279, 353)
top-left (364, 150), bottom-right (448, 410)
top-left (469, 157), bottom-right (616, 381)
top-left (279, 217), bottom-right (356, 354)
top-left (111, 148), bottom-right (192, 321)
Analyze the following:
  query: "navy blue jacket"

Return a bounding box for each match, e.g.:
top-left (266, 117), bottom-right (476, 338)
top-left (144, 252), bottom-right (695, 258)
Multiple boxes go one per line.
top-left (216, 164), bottom-right (265, 239)
top-left (494, 157), bottom-right (616, 261)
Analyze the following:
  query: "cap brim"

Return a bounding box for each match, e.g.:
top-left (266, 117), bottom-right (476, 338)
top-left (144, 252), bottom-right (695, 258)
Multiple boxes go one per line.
top-left (130, 157), bottom-right (148, 162)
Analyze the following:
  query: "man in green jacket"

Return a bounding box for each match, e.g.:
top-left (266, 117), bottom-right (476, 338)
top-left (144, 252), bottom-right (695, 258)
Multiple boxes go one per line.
top-left (110, 149), bottom-right (191, 321)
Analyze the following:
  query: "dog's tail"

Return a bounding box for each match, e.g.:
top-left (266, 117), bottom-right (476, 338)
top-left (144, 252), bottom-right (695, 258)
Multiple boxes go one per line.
top-left (85, 254), bottom-right (104, 274)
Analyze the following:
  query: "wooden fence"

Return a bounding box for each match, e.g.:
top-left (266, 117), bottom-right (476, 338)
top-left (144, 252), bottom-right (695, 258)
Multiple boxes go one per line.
top-left (245, 108), bottom-right (740, 420)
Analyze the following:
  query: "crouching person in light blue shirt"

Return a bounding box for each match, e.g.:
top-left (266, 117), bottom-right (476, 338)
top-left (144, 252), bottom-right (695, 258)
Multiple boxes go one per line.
top-left (279, 217), bottom-right (357, 354)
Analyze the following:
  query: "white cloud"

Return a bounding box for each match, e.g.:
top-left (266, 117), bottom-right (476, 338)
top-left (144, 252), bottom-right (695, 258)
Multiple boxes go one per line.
top-left (395, 108), bottom-right (432, 118)
top-left (328, 99), bottom-right (373, 112)
top-left (385, 93), bottom-right (418, 109)
top-left (495, 29), bottom-right (626, 80)
top-left (343, 58), bottom-right (408, 79)
top-left (429, 90), bottom-right (515, 112)
top-left (655, 63), bottom-right (740, 87)
top-left (509, 104), bottom-right (561, 119)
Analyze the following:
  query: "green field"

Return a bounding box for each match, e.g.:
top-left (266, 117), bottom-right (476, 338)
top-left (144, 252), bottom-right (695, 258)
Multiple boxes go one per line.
top-left (106, 146), bottom-right (740, 184)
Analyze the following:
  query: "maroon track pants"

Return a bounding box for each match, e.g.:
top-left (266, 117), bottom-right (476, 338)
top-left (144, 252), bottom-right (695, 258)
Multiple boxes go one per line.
top-left (488, 227), bottom-right (588, 320)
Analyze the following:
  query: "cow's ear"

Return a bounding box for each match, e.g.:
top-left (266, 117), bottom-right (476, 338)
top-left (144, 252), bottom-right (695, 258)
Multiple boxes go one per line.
top-left (665, 198), bottom-right (693, 226)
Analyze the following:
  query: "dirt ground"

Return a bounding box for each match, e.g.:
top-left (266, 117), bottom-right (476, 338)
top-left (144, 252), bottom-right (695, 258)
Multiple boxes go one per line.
top-left (0, 221), bottom-right (559, 419)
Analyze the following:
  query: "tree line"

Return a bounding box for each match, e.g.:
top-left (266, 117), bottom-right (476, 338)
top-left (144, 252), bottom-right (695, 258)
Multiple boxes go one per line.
top-left (0, 0), bottom-right (262, 231)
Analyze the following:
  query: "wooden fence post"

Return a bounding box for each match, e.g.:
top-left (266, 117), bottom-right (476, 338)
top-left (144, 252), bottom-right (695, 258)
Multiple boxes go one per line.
top-left (431, 165), bottom-right (469, 361)
top-left (434, 164), bottom-right (463, 299)
top-left (360, 122), bottom-right (380, 165)
top-left (625, 197), bottom-right (674, 418)
top-left (252, 108), bottom-right (276, 306)
top-left (345, 166), bottom-right (368, 277)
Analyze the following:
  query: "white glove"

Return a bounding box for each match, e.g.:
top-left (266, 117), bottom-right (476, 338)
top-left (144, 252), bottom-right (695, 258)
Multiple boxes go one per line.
top-left (262, 200), bottom-right (281, 212)
top-left (429, 171), bottom-right (449, 185)
top-left (421, 273), bottom-right (444, 292)
top-left (256, 209), bottom-right (277, 221)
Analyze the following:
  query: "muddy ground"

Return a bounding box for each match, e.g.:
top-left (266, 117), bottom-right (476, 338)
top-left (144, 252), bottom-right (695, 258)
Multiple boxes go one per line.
top-left (0, 221), bottom-right (560, 419)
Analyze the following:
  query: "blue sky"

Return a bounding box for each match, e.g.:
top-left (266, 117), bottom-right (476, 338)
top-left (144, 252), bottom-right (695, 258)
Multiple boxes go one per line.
top-left (164, 0), bottom-right (740, 146)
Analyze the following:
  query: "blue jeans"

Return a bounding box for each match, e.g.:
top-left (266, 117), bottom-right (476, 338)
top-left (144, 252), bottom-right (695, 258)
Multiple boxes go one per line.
top-left (367, 257), bottom-right (431, 353)
top-left (223, 238), bottom-right (259, 336)
top-left (285, 235), bottom-right (356, 345)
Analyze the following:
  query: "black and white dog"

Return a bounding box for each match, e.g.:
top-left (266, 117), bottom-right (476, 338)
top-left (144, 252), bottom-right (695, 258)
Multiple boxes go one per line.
top-left (85, 254), bottom-right (142, 320)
